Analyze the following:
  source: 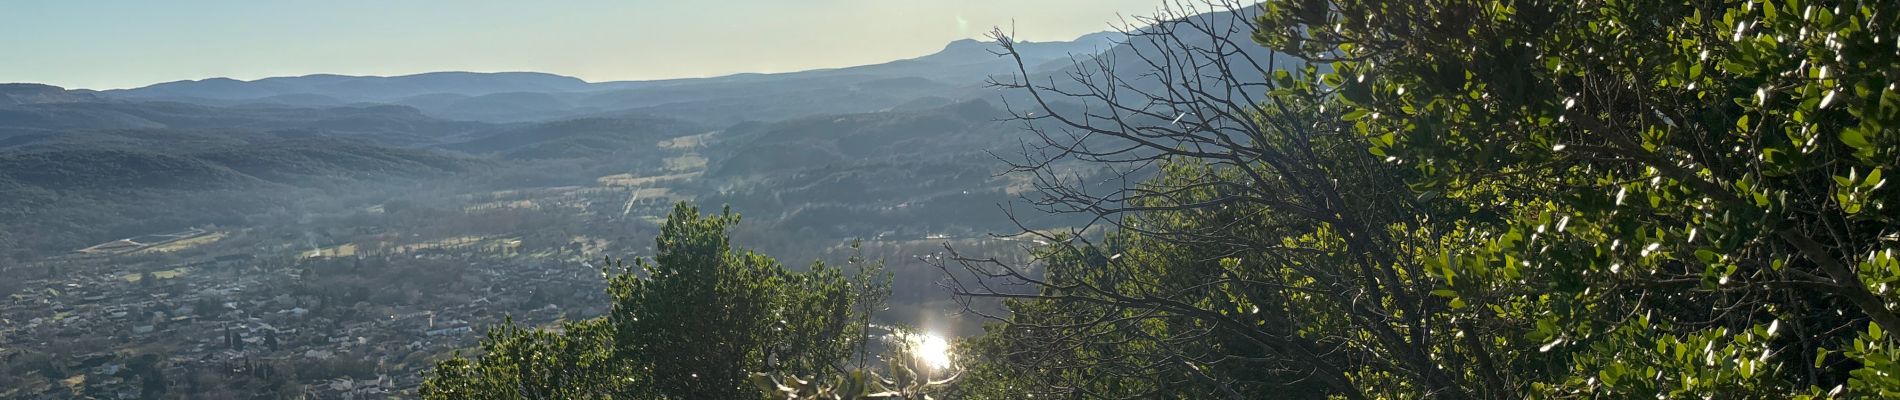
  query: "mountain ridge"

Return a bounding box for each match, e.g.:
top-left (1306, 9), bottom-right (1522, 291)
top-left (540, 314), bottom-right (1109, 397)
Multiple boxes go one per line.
top-left (94, 31), bottom-right (1129, 123)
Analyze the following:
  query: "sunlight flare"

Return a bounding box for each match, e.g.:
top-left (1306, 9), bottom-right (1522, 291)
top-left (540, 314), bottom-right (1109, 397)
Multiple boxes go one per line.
top-left (911, 332), bottom-right (953, 370)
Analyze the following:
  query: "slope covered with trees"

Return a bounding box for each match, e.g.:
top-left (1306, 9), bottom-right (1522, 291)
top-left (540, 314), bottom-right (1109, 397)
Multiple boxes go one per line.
top-left (421, 203), bottom-right (876, 399)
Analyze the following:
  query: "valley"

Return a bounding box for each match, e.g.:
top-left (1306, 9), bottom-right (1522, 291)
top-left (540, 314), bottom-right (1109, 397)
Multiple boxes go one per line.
top-left (0, 31), bottom-right (1120, 398)
top-left (8, 1), bottom-right (1889, 398)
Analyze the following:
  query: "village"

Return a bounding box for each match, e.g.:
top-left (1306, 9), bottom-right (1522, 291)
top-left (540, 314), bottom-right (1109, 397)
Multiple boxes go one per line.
top-left (0, 205), bottom-right (643, 399)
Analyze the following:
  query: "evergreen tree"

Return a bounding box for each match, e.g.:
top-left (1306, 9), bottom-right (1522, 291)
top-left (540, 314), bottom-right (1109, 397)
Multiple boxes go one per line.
top-left (423, 202), bottom-right (865, 399)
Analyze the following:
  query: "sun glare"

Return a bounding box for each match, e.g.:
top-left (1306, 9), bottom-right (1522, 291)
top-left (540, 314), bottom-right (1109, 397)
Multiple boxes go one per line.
top-left (912, 333), bottom-right (953, 370)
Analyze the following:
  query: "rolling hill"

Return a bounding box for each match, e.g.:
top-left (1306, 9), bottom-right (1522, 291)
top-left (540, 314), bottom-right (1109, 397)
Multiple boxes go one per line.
top-left (0, 92), bottom-right (488, 146)
top-left (96, 32), bottom-right (1129, 124)
top-left (104, 72), bottom-right (594, 103)
top-left (0, 19), bottom-right (1262, 253)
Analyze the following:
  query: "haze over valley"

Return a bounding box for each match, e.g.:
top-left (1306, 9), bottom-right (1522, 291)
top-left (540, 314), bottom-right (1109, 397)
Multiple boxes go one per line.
top-left (8, 0), bottom-right (1895, 398)
top-left (0, 10), bottom-right (1208, 397)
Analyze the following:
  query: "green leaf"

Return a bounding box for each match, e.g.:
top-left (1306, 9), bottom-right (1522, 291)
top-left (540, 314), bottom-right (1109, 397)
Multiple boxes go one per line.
top-left (1342, 109), bottom-right (1370, 121)
top-left (1696, 249), bottom-right (1719, 263)
top-left (1842, 128), bottom-right (1872, 150)
top-left (1342, 81), bottom-right (1374, 104)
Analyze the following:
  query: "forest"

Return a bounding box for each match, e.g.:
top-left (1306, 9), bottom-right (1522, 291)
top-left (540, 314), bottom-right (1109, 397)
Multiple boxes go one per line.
top-left (419, 0), bottom-right (1899, 398)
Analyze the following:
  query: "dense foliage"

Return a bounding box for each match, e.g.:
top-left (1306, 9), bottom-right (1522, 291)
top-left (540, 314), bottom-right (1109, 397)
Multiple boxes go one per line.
top-left (421, 203), bottom-right (866, 399)
top-left (946, 0), bottom-right (1897, 398)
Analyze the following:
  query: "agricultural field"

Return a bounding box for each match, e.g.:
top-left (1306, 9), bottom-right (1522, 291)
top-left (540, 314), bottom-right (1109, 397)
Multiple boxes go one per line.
top-left (137, 231), bottom-right (226, 254)
top-left (663, 154), bottom-right (708, 172)
top-left (655, 131), bottom-right (717, 149)
top-left (596, 171), bottom-right (700, 187)
top-left (76, 228), bottom-right (217, 255)
top-left (304, 243), bottom-right (359, 258)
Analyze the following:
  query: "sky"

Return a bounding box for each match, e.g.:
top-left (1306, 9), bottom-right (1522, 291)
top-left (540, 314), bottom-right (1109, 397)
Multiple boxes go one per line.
top-left (1, 0), bottom-right (1167, 90)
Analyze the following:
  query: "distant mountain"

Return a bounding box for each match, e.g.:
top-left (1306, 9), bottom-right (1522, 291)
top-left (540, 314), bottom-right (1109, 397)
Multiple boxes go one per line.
top-left (1021, 8), bottom-right (1289, 107)
top-left (704, 31), bottom-right (1127, 88)
top-left (0, 8), bottom-right (1272, 251)
top-left (94, 32), bottom-right (1128, 124)
top-left (898, 31), bottom-right (1127, 81)
top-left (0, 100), bottom-right (487, 146)
top-left (0, 84), bottom-right (102, 105)
top-left (564, 32), bottom-right (1126, 122)
top-left (393, 91), bottom-right (582, 123)
top-left (104, 72), bottom-right (592, 103)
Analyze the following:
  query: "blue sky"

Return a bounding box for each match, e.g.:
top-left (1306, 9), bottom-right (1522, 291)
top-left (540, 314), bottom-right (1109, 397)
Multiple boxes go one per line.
top-left (1, 1), bottom-right (1164, 89)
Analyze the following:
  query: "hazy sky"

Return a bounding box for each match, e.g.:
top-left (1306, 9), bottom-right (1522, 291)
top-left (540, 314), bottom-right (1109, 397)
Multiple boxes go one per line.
top-left (2, 1), bottom-right (1167, 90)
